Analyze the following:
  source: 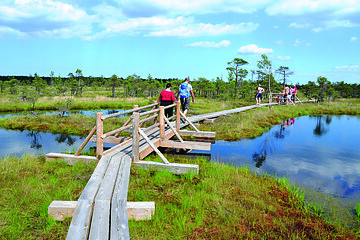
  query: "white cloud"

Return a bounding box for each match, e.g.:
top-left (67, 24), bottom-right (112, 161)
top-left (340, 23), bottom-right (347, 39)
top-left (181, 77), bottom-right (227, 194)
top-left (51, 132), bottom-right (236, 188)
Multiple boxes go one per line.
top-left (293, 39), bottom-right (311, 47)
top-left (276, 56), bottom-right (291, 61)
top-left (312, 20), bottom-right (359, 32)
top-left (266, 0), bottom-right (360, 16)
top-left (0, 0), bottom-right (93, 39)
top-left (335, 65), bottom-right (359, 71)
top-left (237, 44), bottom-right (273, 55)
top-left (186, 40), bottom-right (231, 48)
top-left (289, 22), bottom-right (311, 29)
top-left (147, 22), bottom-right (259, 37)
top-left (350, 37), bottom-right (358, 42)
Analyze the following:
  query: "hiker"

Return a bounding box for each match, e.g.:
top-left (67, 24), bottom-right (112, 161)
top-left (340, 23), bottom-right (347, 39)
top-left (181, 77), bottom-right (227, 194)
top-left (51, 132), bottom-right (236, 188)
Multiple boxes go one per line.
top-left (291, 85), bottom-right (297, 102)
top-left (255, 84), bottom-right (264, 106)
top-left (284, 84), bottom-right (290, 105)
top-left (176, 77), bottom-right (195, 117)
top-left (159, 83), bottom-right (175, 118)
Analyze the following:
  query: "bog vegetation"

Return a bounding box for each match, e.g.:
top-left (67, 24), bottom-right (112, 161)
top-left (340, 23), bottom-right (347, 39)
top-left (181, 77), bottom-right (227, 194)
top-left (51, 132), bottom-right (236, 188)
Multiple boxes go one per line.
top-left (1, 55), bottom-right (359, 113)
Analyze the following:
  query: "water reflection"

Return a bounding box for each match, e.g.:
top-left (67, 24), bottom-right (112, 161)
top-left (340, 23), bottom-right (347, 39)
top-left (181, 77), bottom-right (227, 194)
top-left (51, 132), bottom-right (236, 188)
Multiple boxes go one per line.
top-left (312, 115), bottom-right (332, 136)
top-left (0, 128), bottom-right (94, 157)
top-left (193, 115), bottom-right (360, 201)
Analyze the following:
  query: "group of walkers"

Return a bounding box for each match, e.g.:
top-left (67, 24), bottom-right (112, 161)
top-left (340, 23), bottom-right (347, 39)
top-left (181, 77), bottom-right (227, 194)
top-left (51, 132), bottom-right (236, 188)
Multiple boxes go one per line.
top-left (158, 77), bottom-right (195, 119)
top-left (159, 78), bottom-right (298, 119)
top-left (256, 83), bottom-right (297, 106)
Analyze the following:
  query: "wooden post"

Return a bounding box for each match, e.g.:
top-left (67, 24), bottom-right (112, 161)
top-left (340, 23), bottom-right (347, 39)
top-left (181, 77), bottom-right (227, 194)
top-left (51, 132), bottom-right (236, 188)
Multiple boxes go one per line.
top-left (294, 93), bottom-right (296, 104)
top-left (159, 106), bottom-right (165, 141)
top-left (176, 101), bottom-right (181, 132)
top-left (132, 112), bottom-right (140, 162)
top-left (153, 100), bottom-right (158, 125)
top-left (96, 112), bottom-right (103, 159)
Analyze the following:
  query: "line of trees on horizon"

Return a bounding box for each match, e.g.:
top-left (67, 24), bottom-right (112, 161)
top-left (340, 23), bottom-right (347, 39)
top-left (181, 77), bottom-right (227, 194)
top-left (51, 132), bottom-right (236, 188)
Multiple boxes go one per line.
top-left (1, 55), bottom-right (359, 105)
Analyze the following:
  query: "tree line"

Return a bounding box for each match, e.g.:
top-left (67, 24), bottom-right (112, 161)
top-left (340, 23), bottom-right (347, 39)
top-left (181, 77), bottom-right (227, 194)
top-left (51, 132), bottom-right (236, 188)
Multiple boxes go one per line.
top-left (1, 55), bottom-right (359, 104)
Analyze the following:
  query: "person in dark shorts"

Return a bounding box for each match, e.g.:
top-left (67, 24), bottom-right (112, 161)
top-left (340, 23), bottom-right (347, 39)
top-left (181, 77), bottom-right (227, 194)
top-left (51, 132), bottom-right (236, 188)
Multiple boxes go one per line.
top-left (159, 83), bottom-right (175, 118)
top-left (176, 77), bottom-right (195, 116)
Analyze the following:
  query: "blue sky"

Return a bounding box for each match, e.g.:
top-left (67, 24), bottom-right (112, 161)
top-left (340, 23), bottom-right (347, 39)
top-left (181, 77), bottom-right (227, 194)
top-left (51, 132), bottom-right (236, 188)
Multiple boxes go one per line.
top-left (0, 0), bottom-right (359, 85)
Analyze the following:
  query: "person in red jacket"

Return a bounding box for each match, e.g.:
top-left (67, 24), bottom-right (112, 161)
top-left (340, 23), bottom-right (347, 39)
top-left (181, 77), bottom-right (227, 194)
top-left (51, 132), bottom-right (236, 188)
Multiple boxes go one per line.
top-left (159, 83), bottom-right (176, 118)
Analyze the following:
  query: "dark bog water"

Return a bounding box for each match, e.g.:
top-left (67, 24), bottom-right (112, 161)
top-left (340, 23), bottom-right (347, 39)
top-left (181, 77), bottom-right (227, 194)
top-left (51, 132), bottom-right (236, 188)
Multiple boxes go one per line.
top-left (192, 115), bottom-right (360, 227)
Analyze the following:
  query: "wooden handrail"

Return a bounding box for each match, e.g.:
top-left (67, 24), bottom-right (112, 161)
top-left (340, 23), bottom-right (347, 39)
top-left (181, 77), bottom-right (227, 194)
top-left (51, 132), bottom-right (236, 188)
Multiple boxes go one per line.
top-left (101, 102), bottom-right (158, 120)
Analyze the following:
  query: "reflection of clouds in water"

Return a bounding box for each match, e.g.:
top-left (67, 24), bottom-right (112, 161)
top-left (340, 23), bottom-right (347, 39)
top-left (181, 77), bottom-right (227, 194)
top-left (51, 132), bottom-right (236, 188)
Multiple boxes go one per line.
top-left (267, 147), bottom-right (360, 197)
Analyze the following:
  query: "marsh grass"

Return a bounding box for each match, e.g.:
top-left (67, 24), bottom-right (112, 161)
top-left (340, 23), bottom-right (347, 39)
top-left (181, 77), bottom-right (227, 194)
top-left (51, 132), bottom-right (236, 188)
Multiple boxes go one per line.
top-left (0, 95), bottom-right (153, 112)
top-left (128, 156), bottom-right (358, 239)
top-left (0, 155), bottom-right (96, 239)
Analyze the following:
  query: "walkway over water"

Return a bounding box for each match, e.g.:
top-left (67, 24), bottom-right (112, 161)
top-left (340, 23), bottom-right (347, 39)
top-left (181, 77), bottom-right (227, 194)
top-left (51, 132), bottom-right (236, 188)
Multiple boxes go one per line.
top-left (47, 101), bottom-right (278, 240)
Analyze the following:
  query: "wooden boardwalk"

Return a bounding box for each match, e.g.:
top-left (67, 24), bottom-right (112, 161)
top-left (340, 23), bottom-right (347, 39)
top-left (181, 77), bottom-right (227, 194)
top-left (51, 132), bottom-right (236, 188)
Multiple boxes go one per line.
top-left (48, 101), bottom-right (283, 240)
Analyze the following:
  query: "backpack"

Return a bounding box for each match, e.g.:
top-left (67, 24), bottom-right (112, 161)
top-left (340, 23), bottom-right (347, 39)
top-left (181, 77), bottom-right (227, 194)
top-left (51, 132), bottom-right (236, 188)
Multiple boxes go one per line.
top-left (179, 83), bottom-right (190, 98)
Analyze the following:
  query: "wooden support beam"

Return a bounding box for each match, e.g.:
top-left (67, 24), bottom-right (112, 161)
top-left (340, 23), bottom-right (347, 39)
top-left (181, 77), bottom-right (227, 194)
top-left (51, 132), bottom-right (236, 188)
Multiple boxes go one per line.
top-left (164, 115), bottom-right (184, 143)
top-left (45, 153), bottom-right (97, 165)
top-left (138, 128), bottom-right (169, 164)
top-left (179, 111), bottom-right (200, 132)
top-left (179, 130), bottom-right (216, 138)
top-left (75, 125), bottom-right (96, 156)
top-left (159, 140), bottom-right (211, 151)
top-left (176, 101), bottom-right (181, 132)
top-left (134, 161), bottom-right (199, 175)
top-left (48, 201), bottom-right (155, 221)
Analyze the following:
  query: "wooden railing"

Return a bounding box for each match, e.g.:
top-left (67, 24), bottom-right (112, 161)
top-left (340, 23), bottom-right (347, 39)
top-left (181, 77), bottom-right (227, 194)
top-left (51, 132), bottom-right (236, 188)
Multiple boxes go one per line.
top-left (75, 101), bottom-right (213, 164)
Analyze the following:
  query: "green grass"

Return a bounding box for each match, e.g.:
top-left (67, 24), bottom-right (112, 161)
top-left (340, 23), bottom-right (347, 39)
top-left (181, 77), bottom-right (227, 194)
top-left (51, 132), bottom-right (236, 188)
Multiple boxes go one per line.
top-left (127, 156), bottom-right (358, 239)
top-left (0, 155), bottom-right (96, 239)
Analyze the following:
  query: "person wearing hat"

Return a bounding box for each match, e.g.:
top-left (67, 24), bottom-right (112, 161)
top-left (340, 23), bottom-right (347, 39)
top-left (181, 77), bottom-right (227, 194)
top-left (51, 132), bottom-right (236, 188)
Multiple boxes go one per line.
top-left (159, 83), bottom-right (176, 118)
top-left (176, 77), bottom-right (195, 116)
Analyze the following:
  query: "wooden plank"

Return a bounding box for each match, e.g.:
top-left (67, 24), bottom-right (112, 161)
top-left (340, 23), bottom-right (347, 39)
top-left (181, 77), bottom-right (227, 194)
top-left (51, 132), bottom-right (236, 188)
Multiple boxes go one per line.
top-left (66, 155), bottom-right (112, 240)
top-left (127, 202), bottom-right (155, 221)
top-left (45, 153), bottom-right (97, 165)
top-left (110, 155), bottom-right (132, 240)
top-left (88, 155), bottom-right (123, 240)
top-left (49, 201), bottom-right (155, 221)
top-left (65, 199), bottom-right (93, 240)
top-left (48, 201), bottom-right (77, 221)
top-left (88, 200), bottom-right (110, 240)
top-left (134, 161), bottom-right (199, 175)
top-left (159, 106), bottom-right (165, 140)
top-left (179, 130), bottom-right (216, 138)
top-left (159, 140), bottom-right (211, 151)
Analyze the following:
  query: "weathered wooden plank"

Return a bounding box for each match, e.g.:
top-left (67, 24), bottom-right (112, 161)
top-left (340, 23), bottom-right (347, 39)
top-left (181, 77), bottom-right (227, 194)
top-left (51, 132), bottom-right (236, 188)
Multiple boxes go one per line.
top-left (65, 199), bottom-right (93, 240)
top-left (88, 200), bottom-right (111, 240)
top-left (179, 130), bottom-right (216, 138)
top-left (127, 202), bottom-right (155, 221)
top-left (66, 155), bottom-right (112, 240)
top-left (48, 201), bottom-right (77, 221)
top-left (89, 155), bottom-right (123, 240)
top-left (134, 161), bottom-right (199, 175)
top-left (45, 153), bottom-right (97, 165)
top-left (159, 140), bottom-right (211, 151)
top-left (110, 155), bottom-right (132, 240)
